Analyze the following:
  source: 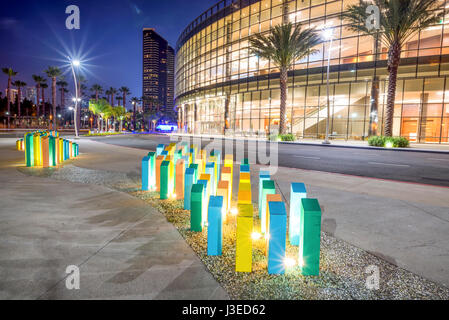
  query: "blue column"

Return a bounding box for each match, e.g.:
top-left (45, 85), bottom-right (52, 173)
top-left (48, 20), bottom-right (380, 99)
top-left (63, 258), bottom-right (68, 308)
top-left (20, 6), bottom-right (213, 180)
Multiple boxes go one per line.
top-left (184, 167), bottom-right (195, 210)
top-left (211, 149), bottom-right (221, 181)
top-left (289, 182), bottom-right (307, 246)
top-left (141, 155), bottom-right (150, 191)
top-left (205, 162), bottom-right (216, 195)
top-left (240, 164), bottom-right (250, 173)
top-left (267, 201), bottom-right (287, 275)
top-left (207, 195), bottom-right (223, 256)
top-left (258, 170), bottom-right (270, 217)
top-left (156, 144), bottom-right (165, 156)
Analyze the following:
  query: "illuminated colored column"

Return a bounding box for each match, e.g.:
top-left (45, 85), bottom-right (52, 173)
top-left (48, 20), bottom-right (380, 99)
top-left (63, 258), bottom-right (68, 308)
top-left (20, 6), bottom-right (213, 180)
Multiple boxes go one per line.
top-left (141, 155), bottom-right (150, 191)
top-left (265, 194), bottom-right (282, 239)
top-left (207, 195), bottom-right (223, 256)
top-left (289, 183), bottom-right (307, 246)
top-left (181, 155), bottom-right (190, 166)
top-left (205, 162), bottom-right (216, 195)
top-left (16, 140), bottom-right (21, 150)
top-left (267, 201), bottom-right (287, 275)
top-left (25, 133), bottom-right (34, 167)
top-left (147, 152), bottom-right (156, 189)
top-left (195, 155), bottom-right (203, 177)
top-left (299, 198), bottom-right (322, 276)
top-left (33, 134), bottom-right (41, 166)
top-left (156, 144), bottom-right (165, 156)
top-left (54, 138), bottom-right (59, 165)
top-left (160, 160), bottom-right (170, 200)
top-left (235, 203), bottom-right (253, 272)
top-left (221, 166), bottom-right (232, 203)
top-left (217, 180), bottom-right (229, 221)
top-left (261, 180), bottom-right (276, 233)
top-left (59, 138), bottom-right (64, 163)
top-left (155, 155), bottom-right (165, 192)
top-left (240, 164), bottom-right (250, 173)
top-left (238, 182), bottom-right (252, 205)
top-left (176, 159), bottom-right (185, 200)
top-left (41, 136), bottom-right (49, 168)
top-left (240, 172), bottom-right (250, 184)
top-left (184, 167), bottom-right (195, 210)
top-left (189, 163), bottom-right (198, 183)
top-left (210, 149), bottom-right (221, 180)
top-left (69, 141), bottom-right (73, 159)
top-left (258, 170), bottom-right (270, 216)
top-left (197, 179), bottom-right (209, 226)
top-left (190, 183), bottom-right (204, 232)
top-left (49, 136), bottom-right (55, 166)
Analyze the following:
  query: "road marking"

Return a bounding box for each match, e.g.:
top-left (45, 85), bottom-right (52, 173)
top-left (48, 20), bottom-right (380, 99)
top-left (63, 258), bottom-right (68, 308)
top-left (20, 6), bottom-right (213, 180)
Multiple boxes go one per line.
top-left (293, 155), bottom-right (321, 160)
top-left (368, 162), bottom-right (410, 167)
top-left (428, 158), bottom-right (449, 162)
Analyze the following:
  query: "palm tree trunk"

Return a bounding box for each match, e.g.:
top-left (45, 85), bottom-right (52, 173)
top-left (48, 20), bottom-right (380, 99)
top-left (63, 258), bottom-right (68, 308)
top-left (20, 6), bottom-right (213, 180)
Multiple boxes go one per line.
top-left (7, 76), bottom-right (11, 128)
top-left (52, 77), bottom-right (57, 130)
top-left (133, 105), bottom-right (136, 131)
top-left (385, 42), bottom-right (401, 137)
top-left (279, 67), bottom-right (288, 135)
top-left (224, 93), bottom-right (230, 135)
top-left (18, 87), bottom-right (21, 118)
top-left (41, 87), bottom-right (45, 119)
top-left (123, 93), bottom-right (126, 110)
top-left (36, 84), bottom-right (40, 118)
top-left (120, 120), bottom-right (123, 132)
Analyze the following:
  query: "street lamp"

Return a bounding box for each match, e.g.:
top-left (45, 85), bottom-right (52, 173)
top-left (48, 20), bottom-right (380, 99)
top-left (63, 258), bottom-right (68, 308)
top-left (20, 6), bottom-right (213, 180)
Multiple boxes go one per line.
top-left (69, 58), bottom-right (81, 138)
top-left (322, 28), bottom-right (334, 145)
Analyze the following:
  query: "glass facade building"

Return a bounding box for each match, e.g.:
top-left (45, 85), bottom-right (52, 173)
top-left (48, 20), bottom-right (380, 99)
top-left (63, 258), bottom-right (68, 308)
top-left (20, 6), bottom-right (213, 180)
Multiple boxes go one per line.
top-left (175, 0), bottom-right (449, 143)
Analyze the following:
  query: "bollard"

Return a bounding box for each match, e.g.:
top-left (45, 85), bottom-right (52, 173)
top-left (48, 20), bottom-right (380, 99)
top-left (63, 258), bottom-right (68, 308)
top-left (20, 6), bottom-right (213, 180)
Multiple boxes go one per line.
top-left (188, 163), bottom-right (198, 183)
top-left (258, 170), bottom-right (270, 215)
top-left (261, 180), bottom-right (276, 233)
top-left (176, 159), bottom-right (185, 200)
top-left (299, 198), bottom-right (322, 276)
top-left (210, 149), bottom-right (221, 181)
top-left (221, 166), bottom-right (232, 203)
top-left (41, 136), bottom-right (49, 168)
top-left (155, 155), bottom-right (165, 192)
top-left (59, 138), bottom-right (64, 163)
top-left (290, 183), bottom-right (307, 246)
top-left (235, 203), bottom-right (253, 272)
top-left (141, 155), bottom-right (151, 191)
top-left (69, 141), bottom-right (73, 159)
top-left (240, 164), bottom-right (250, 173)
top-left (190, 183), bottom-right (204, 232)
top-left (147, 152), bottom-right (156, 189)
top-left (205, 162), bottom-right (216, 195)
top-left (25, 133), bottom-right (34, 167)
top-left (238, 182), bottom-right (252, 205)
top-left (156, 144), bottom-right (165, 156)
top-left (217, 180), bottom-right (229, 221)
top-left (160, 160), bottom-right (170, 199)
top-left (240, 172), bottom-right (251, 184)
top-left (197, 179), bottom-right (209, 226)
top-left (182, 155), bottom-right (190, 166)
top-left (265, 194), bottom-right (282, 237)
top-left (184, 168), bottom-right (195, 210)
top-left (267, 201), bottom-right (287, 275)
top-left (49, 136), bottom-right (56, 166)
top-left (54, 137), bottom-right (59, 165)
top-left (33, 134), bottom-right (41, 166)
top-left (207, 195), bottom-right (224, 256)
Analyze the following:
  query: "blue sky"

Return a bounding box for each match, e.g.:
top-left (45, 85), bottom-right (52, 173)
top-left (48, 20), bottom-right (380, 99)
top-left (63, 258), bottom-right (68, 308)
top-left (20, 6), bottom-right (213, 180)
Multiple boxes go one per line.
top-left (0, 0), bottom-right (217, 105)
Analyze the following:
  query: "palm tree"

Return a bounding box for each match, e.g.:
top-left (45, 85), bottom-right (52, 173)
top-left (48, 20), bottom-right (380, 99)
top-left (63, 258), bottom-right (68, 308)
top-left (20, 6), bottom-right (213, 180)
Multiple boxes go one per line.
top-left (2, 68), bottom-right (18, 128)
top-left (56, 79), bottom-right (68, 108)
top-left (90, 84), bottom-right (103, 101)
top-left (249, 23), bottom-right (321, 135)
top-left (108, 87), bottom-right (117, 106)
top-left (342, 0), bottom-right (443, 137)
top-left (119, 86), bottom-right (130, 110)
top-left (112, 106), bottom-right (128, 132)
top-left (32, 74), bottom-right (44, 117)
top-left (12, 80), bottom-right (26, 119)
top-left (41, 82), bottom-right (48, 118)
top-left (131, 97), bottom-right (140, 131)
top-left (89, 99), bottom-right (112, 132)
top-left (44, 66), bottom-right (62, 130)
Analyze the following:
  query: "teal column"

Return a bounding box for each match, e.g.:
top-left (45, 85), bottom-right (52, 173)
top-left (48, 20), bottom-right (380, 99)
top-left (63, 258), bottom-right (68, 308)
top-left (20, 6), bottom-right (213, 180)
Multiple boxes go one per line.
top-left (49, 136), bottom-right (55, 166)
top-left (161, 150), bottom-right (168, 157)
top-left (258, 170), bottom-right (270, 215)
top-left (189, 163), bottom-right (198, 182)
top-left (261, 180), bottom-right (276, 233)
top-left (205, 162), bottom-right (216, 195)
top-left (156, 144), bottom-right (165, 156)
top-left (289, 182), bottom-right (307, 246)
top-left (160, 160), bottom-right (170, 199)
top-left (197, 179), bottom-right (208, 227)
top-left (147, 151), bottom-right (156, 189)
top-left (25, 133), bottom-right (34, 167)
top-left (267, 201), bottom-right (287, 275)
top-left (211, 149), bottom-right (221, 180)
top-left (207, 195), bottom-right (223, 256)
top-left (184, 168), bottom-right (195, 210)
top-left (299, 198), bottom-right (322, 276)
top-left (242, 158), bottom-right (249, 165)
top-left (190, 183), bottom-right (204, 232)
top-left (141, 155), bottom-right (150, 191)
top-left (240, 164), bottom-right (250, 173)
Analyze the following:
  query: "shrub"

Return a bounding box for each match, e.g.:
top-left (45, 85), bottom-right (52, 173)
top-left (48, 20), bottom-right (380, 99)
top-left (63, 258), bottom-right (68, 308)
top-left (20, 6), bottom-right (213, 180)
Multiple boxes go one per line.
top-left (279, 133), bottom-right (295, 141)
top-left (368, 136), bottom-right (409, 148)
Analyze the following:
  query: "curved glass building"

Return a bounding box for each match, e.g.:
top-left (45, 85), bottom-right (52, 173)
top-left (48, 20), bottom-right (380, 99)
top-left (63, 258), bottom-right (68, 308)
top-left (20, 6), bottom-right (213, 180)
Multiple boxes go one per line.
top-left (175, 0), bottom-right (449, 143)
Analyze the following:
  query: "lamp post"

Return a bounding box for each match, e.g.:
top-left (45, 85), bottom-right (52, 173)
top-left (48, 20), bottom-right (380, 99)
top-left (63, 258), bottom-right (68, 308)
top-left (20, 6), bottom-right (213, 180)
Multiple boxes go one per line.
top-left (69, 58), bottom-right (80, 138)
top-left (322, 28), bottom-right (334, 145)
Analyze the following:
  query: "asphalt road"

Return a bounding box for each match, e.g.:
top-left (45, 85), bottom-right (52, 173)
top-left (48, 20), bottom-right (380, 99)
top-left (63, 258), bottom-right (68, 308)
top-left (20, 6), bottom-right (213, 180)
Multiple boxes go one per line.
top-left (87, 134), bottom-right (449, 187)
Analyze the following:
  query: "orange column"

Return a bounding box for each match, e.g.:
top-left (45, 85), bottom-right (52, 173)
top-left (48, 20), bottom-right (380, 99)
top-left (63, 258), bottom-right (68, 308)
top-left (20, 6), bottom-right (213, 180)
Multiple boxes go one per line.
top-left (175, 159), bottom-right (185, 200)
top-left (217, 180), bottom-right (229, 222)
top-left (41, 136), bottom-right (50, 168)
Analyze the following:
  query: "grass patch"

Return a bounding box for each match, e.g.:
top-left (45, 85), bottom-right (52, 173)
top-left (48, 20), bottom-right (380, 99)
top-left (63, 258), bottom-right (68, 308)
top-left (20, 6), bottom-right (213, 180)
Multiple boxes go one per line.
top-left (84, 132), bottom-right (125, 137)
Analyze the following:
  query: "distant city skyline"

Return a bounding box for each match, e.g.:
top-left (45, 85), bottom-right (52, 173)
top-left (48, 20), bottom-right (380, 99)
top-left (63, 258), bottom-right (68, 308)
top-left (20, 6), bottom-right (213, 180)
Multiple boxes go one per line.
top-left (0, 0), bottom-right (217, 107)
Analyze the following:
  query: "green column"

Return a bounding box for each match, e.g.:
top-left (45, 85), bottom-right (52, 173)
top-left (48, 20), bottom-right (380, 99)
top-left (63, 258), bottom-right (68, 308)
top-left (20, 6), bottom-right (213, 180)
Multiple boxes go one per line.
top-left (160, 160), bottom-right (170, 200)
top-left (190, 183), bottom-right (204, 232)
top-left (49, 136), bottom-right (56, 167)
top-left (299, 198), bottom-right (322, 276)
top-left (25, 133), bottom-right (34, 167)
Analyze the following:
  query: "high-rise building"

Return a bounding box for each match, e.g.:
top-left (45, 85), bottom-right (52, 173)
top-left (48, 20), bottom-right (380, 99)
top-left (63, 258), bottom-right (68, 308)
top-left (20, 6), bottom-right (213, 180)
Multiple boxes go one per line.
top-left (142, 28), bottom-right (175, 121)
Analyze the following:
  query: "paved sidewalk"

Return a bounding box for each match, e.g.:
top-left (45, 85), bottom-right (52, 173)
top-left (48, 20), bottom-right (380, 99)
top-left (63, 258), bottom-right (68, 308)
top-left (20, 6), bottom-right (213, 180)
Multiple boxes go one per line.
top-left (0, 138), bottom-right (228, 300)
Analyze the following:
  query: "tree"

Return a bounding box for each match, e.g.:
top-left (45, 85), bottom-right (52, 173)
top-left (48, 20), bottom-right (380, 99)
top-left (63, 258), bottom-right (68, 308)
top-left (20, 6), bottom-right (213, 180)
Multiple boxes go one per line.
top-left (249, 23), bottom-right (321, 135)
top-left (89, 99), bottom-right (112, 132)
top-left (32, 74), bottom-right (44, 117)
top-left (41, 82), bottom-right (48, 118)
top-left (119, 86), bottom-right (130, 110)
top-left (90, 84), bottom-right (103, 101)
top-left (2, 67), bottom-right (18, 128)
top-left (12, 80), bottom-right (26, 119)
top-left (342, 0), bottom-right (443, 137)
top-left (108, 87), bottom-right (117, 106)
top-left (56, 79), bottom-right (68, 108)
top-left (112, 105), bottom-right (129, 132)
top-left (44, 66), bottom-right (62, 130)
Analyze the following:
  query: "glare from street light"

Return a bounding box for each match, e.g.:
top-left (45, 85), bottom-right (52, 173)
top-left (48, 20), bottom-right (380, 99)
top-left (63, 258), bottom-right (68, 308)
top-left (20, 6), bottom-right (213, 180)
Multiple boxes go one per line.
top-left (72, 59), bottom-right (80, 67)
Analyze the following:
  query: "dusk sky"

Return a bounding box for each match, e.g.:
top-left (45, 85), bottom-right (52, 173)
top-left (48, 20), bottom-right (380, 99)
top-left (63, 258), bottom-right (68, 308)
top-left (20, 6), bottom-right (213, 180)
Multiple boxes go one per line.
top-left (0, 0), bottom-right (217, 106)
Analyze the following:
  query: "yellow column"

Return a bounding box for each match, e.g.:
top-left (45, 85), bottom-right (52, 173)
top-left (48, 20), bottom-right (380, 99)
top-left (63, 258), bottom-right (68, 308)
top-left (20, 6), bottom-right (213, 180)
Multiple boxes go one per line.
top-left (235, 203), bottom-right (253, 272)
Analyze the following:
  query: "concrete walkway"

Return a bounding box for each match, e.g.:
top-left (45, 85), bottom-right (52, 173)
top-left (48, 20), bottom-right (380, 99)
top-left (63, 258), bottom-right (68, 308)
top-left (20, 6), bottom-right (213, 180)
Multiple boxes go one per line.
top-left (0, 138), bottom-right (228, 300)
